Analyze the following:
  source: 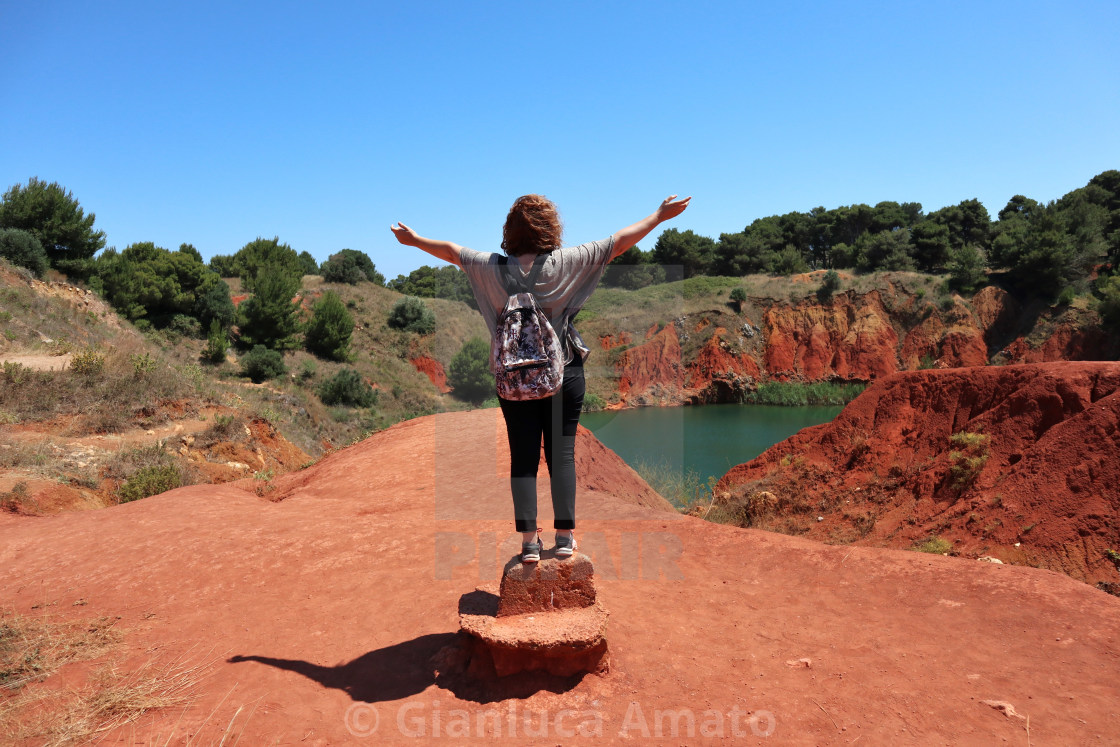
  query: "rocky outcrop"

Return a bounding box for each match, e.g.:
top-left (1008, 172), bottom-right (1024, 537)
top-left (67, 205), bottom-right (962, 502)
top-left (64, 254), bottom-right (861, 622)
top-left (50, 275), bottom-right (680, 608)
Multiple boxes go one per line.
top-left (716, 362), bottom-right (1120, 585)
top-left (456, 554), bottom-right (609, 678)
top-left (410, 355), bottom-right (450, 393)
top-left (615, 323), bottom-right (683, 403)
top-left (686, 327), bottom-right (761, 403)
top-left (1000, 325), bottom-right (1112, 365)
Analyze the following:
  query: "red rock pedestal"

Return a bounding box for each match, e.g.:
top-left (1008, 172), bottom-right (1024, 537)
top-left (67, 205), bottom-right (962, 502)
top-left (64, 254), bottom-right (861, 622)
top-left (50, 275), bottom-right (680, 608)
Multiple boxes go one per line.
top-left (458, 553), bottom-right (609, 677)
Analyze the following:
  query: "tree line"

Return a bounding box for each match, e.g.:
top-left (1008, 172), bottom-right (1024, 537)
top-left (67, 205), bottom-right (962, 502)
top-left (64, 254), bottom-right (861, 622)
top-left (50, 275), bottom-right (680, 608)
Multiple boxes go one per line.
top-left (606, 170), bottom-right (1120, 304)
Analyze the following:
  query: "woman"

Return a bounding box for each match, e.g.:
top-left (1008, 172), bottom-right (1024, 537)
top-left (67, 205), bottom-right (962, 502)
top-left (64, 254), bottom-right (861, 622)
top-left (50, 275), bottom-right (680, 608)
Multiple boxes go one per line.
top-left (391, 193), bottom-right (691, 562)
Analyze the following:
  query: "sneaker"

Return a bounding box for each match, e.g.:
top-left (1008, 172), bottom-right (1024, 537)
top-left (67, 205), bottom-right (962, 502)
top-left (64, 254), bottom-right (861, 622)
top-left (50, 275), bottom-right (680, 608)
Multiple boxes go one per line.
top-left (521, 529), bottom-right (543, 563)
top-left (554, 531), bottom-right (577, 558)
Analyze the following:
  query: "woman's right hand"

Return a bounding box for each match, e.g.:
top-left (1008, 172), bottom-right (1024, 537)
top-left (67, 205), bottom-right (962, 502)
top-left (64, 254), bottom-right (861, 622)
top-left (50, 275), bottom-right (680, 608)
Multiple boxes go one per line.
top-left (656, 195), bottom-right (692, 223)
top-left (390, 222), bottom-right (420, 247)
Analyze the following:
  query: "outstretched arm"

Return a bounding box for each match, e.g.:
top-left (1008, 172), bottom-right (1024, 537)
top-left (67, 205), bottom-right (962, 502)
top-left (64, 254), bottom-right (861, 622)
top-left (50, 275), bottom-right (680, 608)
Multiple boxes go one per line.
top-left (610, 195), bottom-right (692, 260)
top-left (389, 222), bottom-right (463, 267)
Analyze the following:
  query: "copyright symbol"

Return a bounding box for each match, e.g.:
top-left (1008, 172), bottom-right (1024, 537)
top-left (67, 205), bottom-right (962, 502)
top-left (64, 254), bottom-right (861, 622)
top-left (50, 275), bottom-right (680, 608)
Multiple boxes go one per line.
top-left (344, 702), bottom-right (379, 737)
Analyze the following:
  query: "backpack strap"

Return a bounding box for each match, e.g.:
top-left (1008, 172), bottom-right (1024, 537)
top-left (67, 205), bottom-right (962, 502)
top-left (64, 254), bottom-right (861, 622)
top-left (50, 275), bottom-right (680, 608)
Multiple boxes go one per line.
top-left (499, 253), bottom-right (549, 294)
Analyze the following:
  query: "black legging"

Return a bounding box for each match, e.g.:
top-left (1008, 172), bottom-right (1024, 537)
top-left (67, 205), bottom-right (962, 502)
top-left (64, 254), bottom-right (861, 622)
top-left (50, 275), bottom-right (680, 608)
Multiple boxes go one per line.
top-left (498, 357), bottom-right (585, 533)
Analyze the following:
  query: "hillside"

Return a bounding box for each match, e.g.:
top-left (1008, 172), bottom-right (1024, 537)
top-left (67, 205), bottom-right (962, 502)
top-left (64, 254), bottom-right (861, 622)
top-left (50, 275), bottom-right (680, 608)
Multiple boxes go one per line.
top-left (0, 261), bottom-right (492, 515)
top-left (1, 408), bottom-right (1118, 743)
top-left (714, 362), bottom-right (1120, 589)
top-left (4, 256), bottom-right (1116, 521)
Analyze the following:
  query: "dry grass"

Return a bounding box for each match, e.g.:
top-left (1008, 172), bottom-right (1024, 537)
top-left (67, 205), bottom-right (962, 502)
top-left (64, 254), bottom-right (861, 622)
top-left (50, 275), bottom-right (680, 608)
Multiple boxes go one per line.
top-left (1, 611), bottom-right (120, 691)
top-left (0, 609), bottom-right (216, 745)
top-left (0, 337), bottom-right (205, 433)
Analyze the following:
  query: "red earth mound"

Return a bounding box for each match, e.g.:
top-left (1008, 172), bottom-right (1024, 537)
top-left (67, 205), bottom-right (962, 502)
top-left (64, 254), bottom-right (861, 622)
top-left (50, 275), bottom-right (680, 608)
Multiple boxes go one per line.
top-left (2, 408), bottom-right (1118, 744)
top-left (717, 362), bottom-right (1120, 586)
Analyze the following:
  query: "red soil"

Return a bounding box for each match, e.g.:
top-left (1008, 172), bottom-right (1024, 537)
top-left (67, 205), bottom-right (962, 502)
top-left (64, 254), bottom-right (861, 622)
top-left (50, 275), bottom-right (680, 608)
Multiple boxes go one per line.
top-left (2, 408), bottom-right (1118, 744)
top-left (718, 362), bottom-right (1120, 586)
top-left (411, 355), bottom-right (451, 393)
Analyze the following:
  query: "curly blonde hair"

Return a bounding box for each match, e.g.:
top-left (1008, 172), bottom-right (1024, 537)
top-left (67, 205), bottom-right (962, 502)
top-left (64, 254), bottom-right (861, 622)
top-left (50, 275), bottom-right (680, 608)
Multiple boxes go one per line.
top-left (501, 194), bottom-right (563, 257)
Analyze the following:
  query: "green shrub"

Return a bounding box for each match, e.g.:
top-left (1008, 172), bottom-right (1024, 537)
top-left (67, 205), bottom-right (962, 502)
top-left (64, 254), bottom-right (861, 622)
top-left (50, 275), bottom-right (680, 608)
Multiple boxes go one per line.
top-left (948, 431), bottom-right (990, 488)
top-left (129, 353), bottom-right (156, 377)
top-left (168, 314), bottom-right (202, 338)
top-left (321, 249), bottom-right (384, 285)
top-left (448, 337), bottom-right (494, 402)
top-left (632, 458), bottom-right (712, 511)
top-left (387, 264), bottom-right (477, 307)
top-left (0, 227), bottom-right (49, 277)
top-left (236, 265), bottom-right (301, 349)
top-left (297, 358), bottom-right (317, 383)
top-left (817, 269), bottom-right (842, 301)
top-left (208, 253), bottom-right (239, 277)
top-left (240, 344), bottom-right (286, 383)
top-left (0, 481), bottom-right (32, 512)
top-left (582, 392), bottom-right (606, 412)
top-left (92, 242), bottom-right (214, 323)
top-left (1096, 275), bottom-right (1120, 331)
top-left (0, 177), bottom-right (105, 266)
top-left (298, 250), bottom-right (319, 276)
top-left (118, 464), bottom-right (181, 503)
top-left (304, 291), bottom-right (354, 361)
top-left (387, 296), bottom-right (436, 334)
top-left (200, 413), bottom-right (243, 444)
top-left (202, 319), bottom-right (229, 363)
top-left (234, 237), bottom-right (303, 292)
top-left (946, 245), bottom-right (987, 294)
top-left (744, 380), bottom-right (865, 406)
top-left (912, 535), bottom-right (952, 554)
top-left (317, 367), bottom-right (376, 407)
top-left (69, 348), bottom-right (105, 377)
top-left (1, 361), bottom-right (30, 384)
top-left (192, 276), bottom-right (236, 330)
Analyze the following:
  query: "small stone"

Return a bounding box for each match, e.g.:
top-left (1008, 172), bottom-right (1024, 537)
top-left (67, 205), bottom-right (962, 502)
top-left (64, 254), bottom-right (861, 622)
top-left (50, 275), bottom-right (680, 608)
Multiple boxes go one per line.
top-left (498, 554), bottom-right (596, 617)
top-left (981, 700), bottom-right (1026, 720)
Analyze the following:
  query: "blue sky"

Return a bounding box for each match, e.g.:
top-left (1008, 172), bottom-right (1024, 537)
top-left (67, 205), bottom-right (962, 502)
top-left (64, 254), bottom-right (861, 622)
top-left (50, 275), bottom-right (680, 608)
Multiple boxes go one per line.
top-left (2, 1), bottom-right (1117, 281)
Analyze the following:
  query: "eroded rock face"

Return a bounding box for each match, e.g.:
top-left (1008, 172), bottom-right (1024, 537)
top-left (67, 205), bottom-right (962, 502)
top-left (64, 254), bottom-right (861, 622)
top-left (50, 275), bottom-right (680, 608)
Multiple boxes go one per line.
top-left (591, 286), bottom-right (1114, 407)
top-left (686, 328), bottom-right (761, 403)
top-left (762, 293), bottom-right (899, 380)
top-left (716, 362), bottom-right (1120, 585)
top-left (615, 323), bottom-right (682, 400)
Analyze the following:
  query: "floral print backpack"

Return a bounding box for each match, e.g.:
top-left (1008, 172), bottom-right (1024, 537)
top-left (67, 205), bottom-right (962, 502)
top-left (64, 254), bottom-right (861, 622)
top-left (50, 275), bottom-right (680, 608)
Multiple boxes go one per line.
top-left (491, 254), bottom-right (564, 400)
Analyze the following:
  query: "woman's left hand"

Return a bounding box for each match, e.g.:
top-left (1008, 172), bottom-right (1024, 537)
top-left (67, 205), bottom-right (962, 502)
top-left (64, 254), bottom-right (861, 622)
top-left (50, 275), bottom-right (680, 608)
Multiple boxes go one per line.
top-left (390, 222), bottom-right (419, 246)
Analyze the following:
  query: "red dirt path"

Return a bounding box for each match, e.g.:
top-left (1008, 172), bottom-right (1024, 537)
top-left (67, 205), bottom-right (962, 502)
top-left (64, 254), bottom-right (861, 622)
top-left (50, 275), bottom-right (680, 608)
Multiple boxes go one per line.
top-left (2, 409), bottom-right (1118, 744)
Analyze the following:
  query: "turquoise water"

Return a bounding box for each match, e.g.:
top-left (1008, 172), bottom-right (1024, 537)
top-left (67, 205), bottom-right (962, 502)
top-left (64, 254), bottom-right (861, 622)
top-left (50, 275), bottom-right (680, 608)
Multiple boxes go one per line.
top-left (580, 404), bottom-right (843, 488)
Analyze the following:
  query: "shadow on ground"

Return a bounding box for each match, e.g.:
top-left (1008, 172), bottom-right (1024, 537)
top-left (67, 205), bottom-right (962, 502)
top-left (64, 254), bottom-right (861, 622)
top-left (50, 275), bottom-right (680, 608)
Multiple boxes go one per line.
top-left (229, 629), bottom-right (587, 704)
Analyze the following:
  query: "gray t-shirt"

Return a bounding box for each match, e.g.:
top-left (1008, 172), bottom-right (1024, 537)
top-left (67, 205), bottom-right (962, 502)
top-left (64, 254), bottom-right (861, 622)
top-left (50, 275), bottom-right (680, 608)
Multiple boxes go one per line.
top-left (459, 236), bottom-right (615, 366)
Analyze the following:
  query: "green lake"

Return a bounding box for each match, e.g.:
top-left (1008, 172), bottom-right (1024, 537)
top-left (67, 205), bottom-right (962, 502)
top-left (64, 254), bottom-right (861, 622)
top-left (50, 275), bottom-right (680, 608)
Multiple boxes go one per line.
top-left (581, 404), bottom-right (843, 489)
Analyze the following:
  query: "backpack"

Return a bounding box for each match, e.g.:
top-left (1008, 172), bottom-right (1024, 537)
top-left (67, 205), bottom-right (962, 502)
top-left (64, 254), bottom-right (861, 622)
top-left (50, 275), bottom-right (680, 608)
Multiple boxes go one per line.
top-left (491, 254), bottom-right (565, 401)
